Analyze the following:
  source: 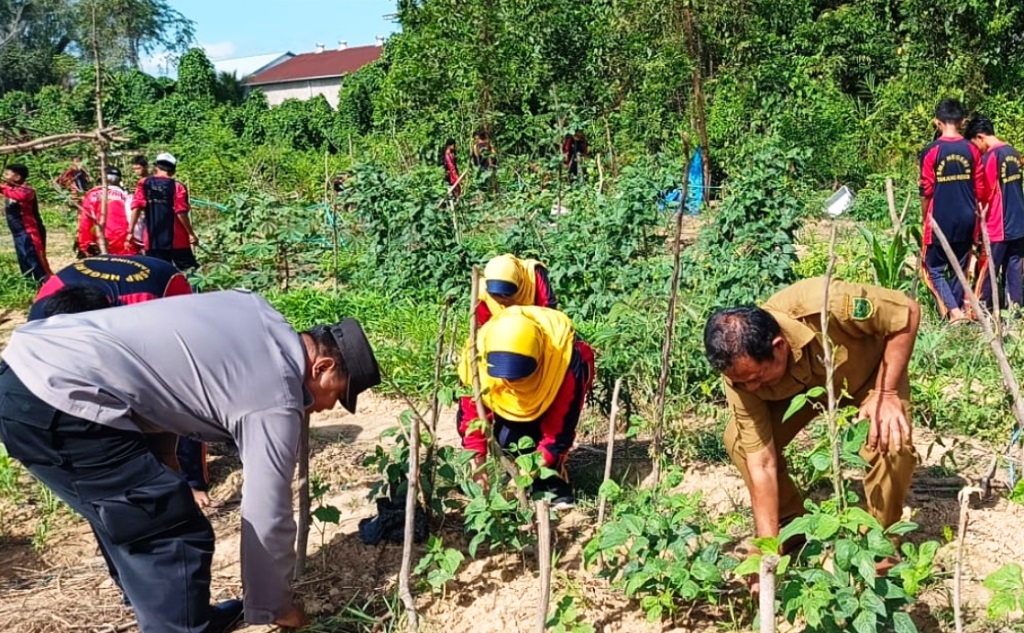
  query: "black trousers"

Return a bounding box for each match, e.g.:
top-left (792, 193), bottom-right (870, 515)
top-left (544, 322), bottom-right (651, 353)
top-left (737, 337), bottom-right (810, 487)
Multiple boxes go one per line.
top-left (147, 248), bottom-right (198, 272)
top-left (0, 363), bottom-right (216, 633)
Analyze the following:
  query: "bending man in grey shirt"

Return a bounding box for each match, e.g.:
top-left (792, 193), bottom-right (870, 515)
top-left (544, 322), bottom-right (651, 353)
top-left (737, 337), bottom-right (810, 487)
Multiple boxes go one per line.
top-left (0, 289), bottom-right (381, 632)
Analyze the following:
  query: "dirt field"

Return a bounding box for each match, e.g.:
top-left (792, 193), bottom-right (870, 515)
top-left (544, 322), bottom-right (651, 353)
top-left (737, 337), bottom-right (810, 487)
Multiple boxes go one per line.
top-left (1, 221), bottom-right (1023, 632)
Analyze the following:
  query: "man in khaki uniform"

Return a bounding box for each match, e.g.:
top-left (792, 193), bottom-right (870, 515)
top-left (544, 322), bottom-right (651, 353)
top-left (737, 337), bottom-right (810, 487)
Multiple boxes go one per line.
top-left (703, 277), bottom-right (920, 550)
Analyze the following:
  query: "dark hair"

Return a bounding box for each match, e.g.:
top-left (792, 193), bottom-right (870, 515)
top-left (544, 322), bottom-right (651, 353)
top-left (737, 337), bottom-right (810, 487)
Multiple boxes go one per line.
top-left (154, 160), bottom-right (176, 175)
top-left (6, 163), bottom-right (28, 180)
top-left (132, 155), bottom-right (149, 167)
top-left (43, 286), bottom-right (113, 318)
top-left (445, 138), bottom-right (456, 148)
top-left (935, 98), bottom-right (965, 124)
top-left (965, 113), bottom-right (995, 139)
top-left (303, 325), bottom-right (349, 377)
top-left (703, 306), bottom-right (781, 372)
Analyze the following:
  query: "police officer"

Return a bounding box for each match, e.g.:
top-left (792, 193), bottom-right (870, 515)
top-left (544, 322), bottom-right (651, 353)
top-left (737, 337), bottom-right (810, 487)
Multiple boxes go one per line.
top-left (703, 278), bottom-right (920, 570)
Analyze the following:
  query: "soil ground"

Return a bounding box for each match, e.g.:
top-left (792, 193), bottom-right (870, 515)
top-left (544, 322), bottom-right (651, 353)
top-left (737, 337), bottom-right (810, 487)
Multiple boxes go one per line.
top-left (1, 216), bottom-right (1023, 632)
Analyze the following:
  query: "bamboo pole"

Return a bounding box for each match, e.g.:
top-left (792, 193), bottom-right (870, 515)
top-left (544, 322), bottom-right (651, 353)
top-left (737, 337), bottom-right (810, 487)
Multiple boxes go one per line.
top-left (953, 486), bottom-right (982, 633)
top-left (929, 219), bottom-right (1024, 493)
top-left (535, 499), bottom-right (552, 633)
top-left (885, 178), bottom-right (900, 233)
top-left (294, 414), bottom-right (311, 579)
top-left (596, 378), bottom-right (623, 526)
top-left (650, 142), bottom-right (692, 484)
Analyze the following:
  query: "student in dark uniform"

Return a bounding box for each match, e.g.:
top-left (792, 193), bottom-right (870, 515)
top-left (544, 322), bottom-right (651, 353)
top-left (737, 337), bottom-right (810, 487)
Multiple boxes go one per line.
top-left (129, 152), bottom-right (200, 271)
top-left (2, 163), bottom-right (52, 282)
top-left (919, 99), bottom-right (983, 322)
top-left (965, 114), bottom-right (1024, 311)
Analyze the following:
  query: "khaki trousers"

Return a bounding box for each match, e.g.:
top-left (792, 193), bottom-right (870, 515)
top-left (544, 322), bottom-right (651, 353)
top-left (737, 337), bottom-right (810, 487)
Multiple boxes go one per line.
top-left (724, 376), bottom-right (917, 529)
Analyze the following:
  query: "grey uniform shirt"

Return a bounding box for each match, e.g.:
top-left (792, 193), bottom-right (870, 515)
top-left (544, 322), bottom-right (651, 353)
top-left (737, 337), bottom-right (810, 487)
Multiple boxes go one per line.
top-left (2, 289), bottom-right (310, 624)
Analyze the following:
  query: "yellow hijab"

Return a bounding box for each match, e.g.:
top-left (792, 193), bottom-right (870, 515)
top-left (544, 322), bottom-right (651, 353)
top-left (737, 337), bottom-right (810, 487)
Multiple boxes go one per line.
top-left (458, 306), bottom-right (575, 422)
top-left (480, 254), bottom-right (545, 316)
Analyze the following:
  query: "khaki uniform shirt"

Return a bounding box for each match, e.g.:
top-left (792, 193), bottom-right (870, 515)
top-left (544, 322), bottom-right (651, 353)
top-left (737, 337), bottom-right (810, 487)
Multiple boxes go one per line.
top-left (725, 278), bottom-right (912, 453)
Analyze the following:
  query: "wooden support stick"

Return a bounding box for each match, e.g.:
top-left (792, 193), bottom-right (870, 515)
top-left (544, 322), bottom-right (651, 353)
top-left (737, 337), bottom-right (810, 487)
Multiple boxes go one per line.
top-left (424, 300), bottom-right (452, 520)
top-left (930, 219), bottom-right (1024, 493)
top-left (821, 223), bottom-right (843, 504)
top-left (886, 178), bottom-right (899, 232)
top-left (91, 5), bottom-right (109, 255)
top-left (535, 499), bottom-right (552, 633)
top-left (596, 378), bottom-right (623, 526)
top-left (399, 395), bottom-right (422, 631)
top-left (469, 266), bottom-right (528, 509)
top-left (953, 486), bottom-right (982, 633)
top-left (294, 415), bottom-right (311, 579)
top-left (977, 206), bottom-right (1001, 335)
top-left (650, 142), bottom-right (691, 485)
top-left (758, 555), bottom-right (779, 633)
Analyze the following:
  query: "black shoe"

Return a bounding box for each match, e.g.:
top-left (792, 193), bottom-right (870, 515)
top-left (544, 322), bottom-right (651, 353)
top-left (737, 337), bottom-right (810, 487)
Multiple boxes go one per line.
top-left (207, 599), bottom-right (244, 633)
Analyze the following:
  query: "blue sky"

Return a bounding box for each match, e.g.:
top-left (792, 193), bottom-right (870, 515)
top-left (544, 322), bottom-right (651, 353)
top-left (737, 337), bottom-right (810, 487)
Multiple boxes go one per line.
top-left (144, 0), bottom-right (399, 74)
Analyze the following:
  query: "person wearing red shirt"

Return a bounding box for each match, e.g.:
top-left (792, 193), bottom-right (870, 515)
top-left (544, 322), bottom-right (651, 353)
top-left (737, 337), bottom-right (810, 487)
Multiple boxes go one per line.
top-left (476, 254), bottom-right (558, 326)
top-left (129, 152), bottom-right (199, 271)
top-left (919, 99), bottom-right (983, 322)
top-left (442, 138), bottom-right (461, 199)
top-left (77, 167), bottom-right (137, 257)
top-left (965, 114), bottom-right (1024, 310)
top-left (2, 163), bottom-right (52, 282)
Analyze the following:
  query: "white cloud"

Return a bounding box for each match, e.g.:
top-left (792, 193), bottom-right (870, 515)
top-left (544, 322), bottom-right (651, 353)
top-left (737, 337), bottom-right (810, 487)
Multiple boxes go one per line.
top-left (139, 41), bottom-right (236, 78)
top-left (202, 41), bottom-right (237, 62)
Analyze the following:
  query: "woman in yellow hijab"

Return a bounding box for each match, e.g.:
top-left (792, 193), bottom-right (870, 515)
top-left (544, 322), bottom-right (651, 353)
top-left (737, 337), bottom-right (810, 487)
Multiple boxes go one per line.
top-left (457, 306), bottom-right (595, 508)
top-left (477, 254), bottom-right (558, 325)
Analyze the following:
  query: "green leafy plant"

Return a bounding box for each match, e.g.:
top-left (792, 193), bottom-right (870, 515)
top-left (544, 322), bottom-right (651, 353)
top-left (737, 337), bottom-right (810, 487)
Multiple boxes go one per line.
top-left (983, 563), bottom-right (1024, 621)
top-left (583, 467), bottom-right (736, 622)
top-left (412, 535), bottom-right (465, 595)
top-left (859, 225), bottom-right (920, 292)
top-left (547, 595), bottom-right (596, 633)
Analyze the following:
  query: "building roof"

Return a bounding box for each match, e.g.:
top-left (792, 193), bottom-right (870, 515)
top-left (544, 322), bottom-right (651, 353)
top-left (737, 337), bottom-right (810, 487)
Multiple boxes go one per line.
top-left (245, 45), bottom-right (382, 86)
top-left (213, 52), bottom-right (294, 79)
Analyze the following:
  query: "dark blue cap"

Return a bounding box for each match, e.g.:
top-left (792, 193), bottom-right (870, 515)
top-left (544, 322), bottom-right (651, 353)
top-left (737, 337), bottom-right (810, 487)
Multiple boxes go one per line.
top-left (486, 351), bottom-right (538, 380)
top-left (486, 279), bottom-right (518, 297)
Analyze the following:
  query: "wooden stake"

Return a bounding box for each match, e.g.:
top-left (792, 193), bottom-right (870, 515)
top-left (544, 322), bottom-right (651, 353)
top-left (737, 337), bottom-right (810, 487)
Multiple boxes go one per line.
top-left (91, 5), bottom-right (109, 255)
top-left (929, 219), bottom-right (1024, 493)
top-left (651, 142), bottom-right (692, 484)
top-left (885, 178), bottom-right (900, 233)
top-left (423, 300), bottom-right (452, 520)
top-left (535, 499), bottom-right (552, 633)
top-left (758, 554), bottom-right (779, 633)
top-left (953, 486), bottom-right (983, 633)
top-left (399, 401), bottom-right (422, 631)
top-left (469, 266), bottom-right (528, 509)
top-left (596, 378), bottom-right (623, 526)
top-left (820, 223), bottom-right (843, 504)
top-left (294, 415), bottom-right (311, 579)
top-left (977, 205), bottom-right (1001, 335)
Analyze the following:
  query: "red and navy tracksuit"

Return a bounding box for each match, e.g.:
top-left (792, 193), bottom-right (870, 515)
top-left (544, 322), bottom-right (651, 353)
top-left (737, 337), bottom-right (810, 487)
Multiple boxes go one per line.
top-left (476, 266), bottom-right (558, 325)
top-left (132, 175), bottom-right (197, 271)
top-left (444, 148), bottom-right (460, 198)
top-left (2, 183), bottom-right (52, 282)
top-left (456, 339), bottom-right (595, 494)
top-left (919, 135), bottom-right (983, 316)
top-left (975, 142), bottom-right (1024, 308)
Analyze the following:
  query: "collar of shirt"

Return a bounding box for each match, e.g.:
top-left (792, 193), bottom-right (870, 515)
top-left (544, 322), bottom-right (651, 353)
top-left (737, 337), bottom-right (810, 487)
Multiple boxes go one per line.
top-left (769, 310), bottom-right (848, 387)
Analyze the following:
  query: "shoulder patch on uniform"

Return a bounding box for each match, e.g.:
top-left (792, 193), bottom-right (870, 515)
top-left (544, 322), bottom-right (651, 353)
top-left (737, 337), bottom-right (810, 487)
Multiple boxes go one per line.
top-left (851, 297), bottom-right (874, 320)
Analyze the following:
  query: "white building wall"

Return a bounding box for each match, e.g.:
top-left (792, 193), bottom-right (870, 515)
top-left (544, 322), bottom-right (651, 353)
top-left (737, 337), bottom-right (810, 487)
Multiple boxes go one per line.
top-left (259, 78), bottom-right (343, 108)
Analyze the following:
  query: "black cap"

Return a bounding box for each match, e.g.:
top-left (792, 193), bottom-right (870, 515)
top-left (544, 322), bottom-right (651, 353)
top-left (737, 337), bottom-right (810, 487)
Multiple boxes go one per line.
top-left (105, 166), bottom-right (121, 178)
top-left (329, 318), bottom-right (381, 413)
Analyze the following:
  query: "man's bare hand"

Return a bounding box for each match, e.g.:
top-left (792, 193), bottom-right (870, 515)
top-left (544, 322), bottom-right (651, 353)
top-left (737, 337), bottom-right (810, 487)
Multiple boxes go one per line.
top-left (191, 489), bottom-right (213, 510)
top-left (275, 604), bottom-right (309, 629)
top-left (860, 391), bottom-right (911, 454)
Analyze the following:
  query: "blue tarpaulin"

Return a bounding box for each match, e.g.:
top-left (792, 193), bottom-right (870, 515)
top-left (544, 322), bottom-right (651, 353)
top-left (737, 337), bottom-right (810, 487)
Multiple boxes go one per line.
top-left (656, 148), bottom-right (704, 215)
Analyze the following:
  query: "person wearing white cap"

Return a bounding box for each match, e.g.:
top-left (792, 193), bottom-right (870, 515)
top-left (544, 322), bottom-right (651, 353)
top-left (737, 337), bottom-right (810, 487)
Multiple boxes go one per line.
top-left (129, 152), bottom-right (200, 271)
